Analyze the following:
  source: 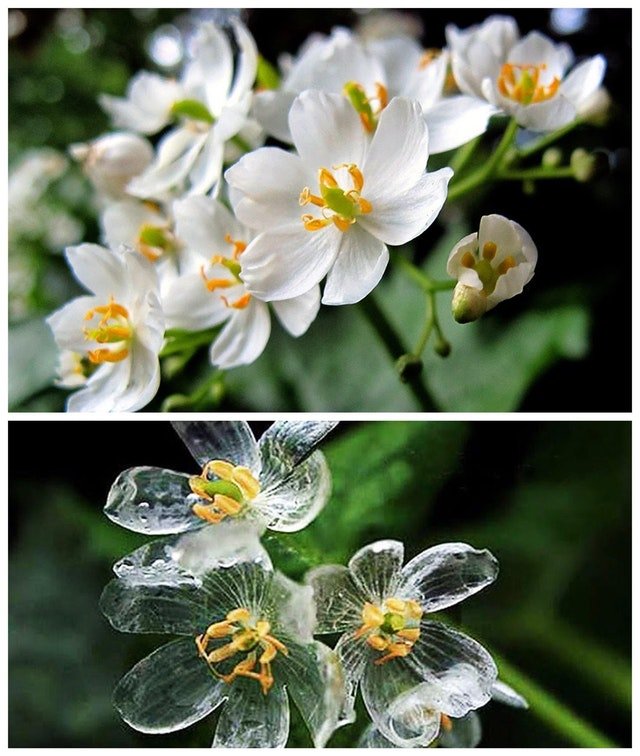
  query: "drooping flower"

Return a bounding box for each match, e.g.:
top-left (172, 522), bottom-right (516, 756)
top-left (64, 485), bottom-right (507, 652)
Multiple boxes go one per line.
top-left (227, 90), bottom-right (452, 305)
top-left (447, 214), bottom-right (537, 323)
top-left (253, 27), bottom-right (495, 154)
top-left (105, 420), bottom-right (335, 542)
top-left (102, 20), bottom-right (259, 198)
top-left (162, 196), bottom-right (320, 369)
top-left (447, 16), bottom-right (606, 131)
top-left (101, 551), bottom-right (345, 747)
top-left (306, 540), bottom-right (499, 747)
top-left (46, 243), bottom-right (164, 412)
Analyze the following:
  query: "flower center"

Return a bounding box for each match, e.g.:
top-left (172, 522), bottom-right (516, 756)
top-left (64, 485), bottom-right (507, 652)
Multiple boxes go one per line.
top-left (200, 234), bottom-right (252, 310)
top-left (497, 63), bottom-right (560, 105)
top-left (136, 215), bottom-right (176, 263)
top-left (460, 240), bottom-right (516, 295)
top-left (189, 459), bottom-right (261, 524)
top-left (83, 297), bottom-right (133, 365)
top-left (299, 164), bottom-right (372, 233)
top-left (354, 597), bottom-right (423, 665)
top-left (196, 607), bottom-right (288, 695)
top-left (343, 80), bottom-right (388, 133)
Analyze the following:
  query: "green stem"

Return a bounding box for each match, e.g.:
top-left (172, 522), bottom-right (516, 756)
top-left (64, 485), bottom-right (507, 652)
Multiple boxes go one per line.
top-left (498, 166), bottom-right (574, 181)
top-left (413, 294), bottom-right (434, 357)
top-left (493, 649), bottom-right (618, 748)
top-left (390, 250), bottom-right (455, 293)
top-left (449, 135), bottom-right (482, 175)
top-left (359, 295), bottom-right (438, 411)
top-left (516, 119), bottom-right (582, 159)
top-left (160, 327), bottom-right (219, 358)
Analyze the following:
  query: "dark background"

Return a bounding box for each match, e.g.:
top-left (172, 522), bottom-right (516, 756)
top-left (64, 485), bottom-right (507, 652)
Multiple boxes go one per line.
top-left (9, 420), bottom-right (631, 746)
top-left (8, 8), bottom-right (632, 412)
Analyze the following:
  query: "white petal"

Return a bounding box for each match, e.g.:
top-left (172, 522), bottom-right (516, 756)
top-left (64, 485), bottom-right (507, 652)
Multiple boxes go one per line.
top-left (446, 231), bottom-right (478, 278)
top-left (99, 72), bottom-right (180, 134)
top-left (46, 294), bottom-right (99, 351)
top-left (252, 89), bottom-right (296, 143)
top-left (305, 564), bottom-right (367, 634)
top-left (101, 200), bottom-right (162, 250)
top-left (208, 299), bottom-right (271, 368)
top-left (486, 260), bottom-right (535, 310)
top-left (322, 225), bottom-right (389, 305)
top-left (359, 168), bottom-right (452, 246)
top-left (184, 129), bottom-right (224, 196)
top-left (272, 285), bottom-right (320, 336)
top-left (163, 273), bottom-right (230, 331)
top-left (65, 243), bottom-right (125, 299)
top-left (424, 96), bottom-right (496, 154)
top-left (348, 540), bottom-right (404, 603)
top-left (399, 543), bottom-right (499, 612)
top-left (174, 195), bottom-right (242, 257)
top-left (213, 679), bottom-right (289, 747)
top-left (508, 31), bottom-right (568, 78)
top-left (511, 95), bottom-right (577, 132)
top-left (492, 679), bottom-right (529, 709)
top-left (363, 97), bottom-right (430, 201)
top-left (225, 147), bottom-right (309, 231)
top-left (189, 22), bottom-right (233, 113)
top-left (227, 19), bottom-right (259, 107)
top-left (561, 55), bottom-right (606, 108)
top-left (109, 340), bottom-right (160, 412)
top-left (289, 89), bottom-right (368, 171)
top-left (479, 214), bottom-right (522, 261)
top-left (171, 420), bottom-right (259, 471)
top-left (240, 224), bottom-right (340, 301)
top-left (66, 361), bottom-right (130, 413)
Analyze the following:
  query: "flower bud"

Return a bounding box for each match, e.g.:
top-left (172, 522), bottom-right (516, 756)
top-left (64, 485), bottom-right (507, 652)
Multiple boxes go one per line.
top-left (542, 147), bottom-right (563, 168)
top-left (570, 148), bottom-right (598, 182)
top-left (451, 283), bottom-right (487, 324)
top-left (395, 354), bottom-right (422, 382)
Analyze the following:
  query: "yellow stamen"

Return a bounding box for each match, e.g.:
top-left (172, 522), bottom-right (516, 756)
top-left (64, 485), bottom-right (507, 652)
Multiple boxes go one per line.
top-left (461, 251), bottom-right (476, 268)
top-left (374, 642), bottom-right (413, 665)
top-left (221, 292), bottom-right (252, 310)
top-left (299, 164), bottom-right (372, 234)
top-left (367, 635), bottom-right (389, 651)
top-left (497, 62), bottom-right (560, 105)
top-left (419, 49), bottom-right (441, 69)
top-left (224, 233), bottom-right (247, 259)
top-left (189, 460), bottom-right (261, 525)
top-left (87, 347), bottom-right (129, 364)
top-left (482, 241), bottom-right (497, 260)
top-left (354, 596), bottom-right (424, 665)
top-left (227, 608), bottom-right (252, 624)
top-left (497, 255), bottom-right (517, 275)
top-left (83, 297), bottom-right (133, 365)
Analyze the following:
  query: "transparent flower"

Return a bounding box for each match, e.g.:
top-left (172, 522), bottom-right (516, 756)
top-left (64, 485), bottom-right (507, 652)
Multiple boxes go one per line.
top-left (163, 196), bottom-right (320, 369)
top-left (105, 420), bottom-right (336, 542)
top-left (227, 91), bottom-right (452, 305)
top-left (447, 16), bottom-right (606, 132)
top-left (46, 243), bottom-right (164, 412)
top-left (307, 540), bottom-right (499, 747)
top-left (447, 214), bottom-right (537, 323)
top-left (101, 554), bottom-right (345, 747)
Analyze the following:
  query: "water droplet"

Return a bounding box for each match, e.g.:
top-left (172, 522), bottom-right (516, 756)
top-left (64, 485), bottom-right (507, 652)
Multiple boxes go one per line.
top-left (151, 559), bottom-right (165, 568)
top-left (139, 502), bottom-right (150, 510)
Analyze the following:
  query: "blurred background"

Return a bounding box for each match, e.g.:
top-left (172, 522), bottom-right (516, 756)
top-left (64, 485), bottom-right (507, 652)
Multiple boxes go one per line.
top-left (7, 8), bottom-right (631, 412)
top-left (9, 420), bottom-right (631, 746)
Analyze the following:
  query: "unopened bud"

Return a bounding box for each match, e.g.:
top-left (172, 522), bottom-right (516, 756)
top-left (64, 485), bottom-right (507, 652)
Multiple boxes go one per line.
top-left (395, 353), bottom-right (422, 382)
top-left (578, 87), bottom-right (612, 126)
top-left (570, 148), bottom-right (598, 182)
top-left (451, 283), bottom-right (487, 324)
top-left (542, 147), bottom-right (563, 168)
top-left (434, 338), bottom-right (451, 358)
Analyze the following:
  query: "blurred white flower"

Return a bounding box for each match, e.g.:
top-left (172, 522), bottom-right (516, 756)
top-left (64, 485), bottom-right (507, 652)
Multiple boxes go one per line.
top-left (447, 214), bottom-right (537, 323)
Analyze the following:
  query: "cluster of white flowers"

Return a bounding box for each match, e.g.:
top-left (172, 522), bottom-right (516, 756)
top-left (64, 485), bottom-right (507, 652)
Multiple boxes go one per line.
top-left (102, 421), bottom-right (527, 747)
top-left (45, 13), bottom-right (605, 411)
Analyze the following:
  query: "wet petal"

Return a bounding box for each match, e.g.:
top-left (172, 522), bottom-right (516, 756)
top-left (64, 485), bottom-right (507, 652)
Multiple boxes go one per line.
top-left (491, 679), bottom-right (529, 709)
top-left (105, 466), bottom-right (199, 535)
top-left (439, 711), bottom-right (482, 747)
top-left (269, 570), bottom-right (316, 642)
top-left (400, 543), bottom-right (499, 613)
top-left (213, 678), bottom-right (289, 747)
top-left (200, 560), bottom-right (274, 620)
top-left (171, 420), bottom-right (260, 471)
top-left (306, 564), bottom-right (367, 634)
top-left (334, 631), bottom-right (369, 724)
top-left (113, 638), bottom-right (226, 733)
top-left (348, 540), bottom-right (404, 603)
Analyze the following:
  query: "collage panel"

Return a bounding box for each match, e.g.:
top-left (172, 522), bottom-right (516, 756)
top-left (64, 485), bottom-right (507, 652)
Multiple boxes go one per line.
top-left (7, 8), bottom-right (631, 413)
top-left (8, 420), bottom-right (631, 747)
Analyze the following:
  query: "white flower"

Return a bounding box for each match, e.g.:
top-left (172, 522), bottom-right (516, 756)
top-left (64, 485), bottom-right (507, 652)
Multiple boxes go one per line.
top-left (163, 196), bottom-right (320, 369)
top-left (307, 540), bottom-right (499, 747)
top-left (118, 20), bottom-right (259, 198)
top-left (46, 243), bottom-right (164, 412)
top-left (69, 132), bottom-right (154, 199)
top-left (447, 214), bottom-right (537, 323)
top-left (54, 350), bottom-right (89, 389)
top-left (253, 27), bottom-right (495, 154)
top-left (227, 91), bottom-right (452, 305)
top-left (447, 16), bottom-right (606, 132)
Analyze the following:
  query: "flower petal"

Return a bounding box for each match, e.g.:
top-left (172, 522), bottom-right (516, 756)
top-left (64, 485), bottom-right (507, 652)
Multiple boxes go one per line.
top-left (240, 224), bottom-right (341, 301)
top-left (334, 631), bottom-right (369, 724)
top-left (424, 96), bottom-right (496, 154)
top-left (508, 31), bottom-right (571, 78)
top-left (399, 543), bottom-right (499, 613)
top-left (208, 299), bottom-right (271, 369)
top-left (272, 285), bottom-right (320, 337)
top-left (99, 72), bottom-right (180, 134)
top-left (184, 129), bottom-right (224, 196)
top-left (560, 55), bottom-right (606, 108)
top-left (199, 561), bottom-right (275, 620)
top-left (171, 420), bottom-right (260, 471)
top-left (305, 564), bottom-right (367, 634)
top-left (252, 89), bottom-right (297, 143)
top-left (105, 466), bottom-right (198, 535)
top-left (213, 678), bottom-right (289, 747)
top-left (491, 679), bottom-right (529, 709)
top-left (438, 711), bottom-right (482, 748)
top-left (113, 638), bottom-right (226, 733)
top-left (256, 449), bottom-right (331, 532)
top-left (110, 339), bottom-right (161, 412)
top-left (227, 19), bottom-right (259, 108)
top-left (189, 22), bottom-right (233, 113)
top-left (173, 195), bottom-right (242, 259)
top-left (359, 168), bottom-right (452, 246)
top-left (66, 361), bottom-right (130, 413)
top-left (511, 95), bottom-right (577, 132)
top-left (65, 243), bottom-right (125, 299)
top-left (46, 294), bottom-right (100, 352)
top-left (348, 540), bottom-right (404, 603)
top-left (163, 272), bottom-right (230, 332)
top-left (322, 225), bottom-right (389, 305)
top-left (268, 570), bottom-right (316, 642)
top-left (277, 640), bottom-right (345, 747)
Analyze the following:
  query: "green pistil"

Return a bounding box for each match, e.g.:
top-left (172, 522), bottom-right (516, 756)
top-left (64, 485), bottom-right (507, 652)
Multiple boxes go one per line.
top-left (171, 98), bottom-right (215, 124)
top-left (380, 612), bottom-right (406, 635)
top-left (139, 224), bottom-right (174, 251)
top-left (196, 479), bottom-right (243, 502)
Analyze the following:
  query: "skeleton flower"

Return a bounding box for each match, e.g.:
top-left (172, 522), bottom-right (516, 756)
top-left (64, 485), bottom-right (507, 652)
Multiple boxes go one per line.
top-left (447, 16), bottom-right (606, 131)
top-left (163, 196), bottom-right (320, 369)
top-left (447, 214), bottom-right (537, 323)
top-left (105, 420), bottom-right (335, 542)
top-left (46, 243), bottom-right (164, 412)
top-left (307, 540), bottom-right (499, 747)
top-left (101, 551), bottom-right (345, 747)
top-left (227, 90), bottom-right (452, 305)
top-left (102, 20), bottom-right (258, 198)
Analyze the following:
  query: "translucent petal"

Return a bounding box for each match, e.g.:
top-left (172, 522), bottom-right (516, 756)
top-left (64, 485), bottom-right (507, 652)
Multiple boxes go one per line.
top-left (439, 711), bottom-right (482, 748)
top-left (357, 724), bottom-right (395, 747)
top-left (257, 450), bottom-right (331, 532)
top-left (334, 631), bottom-right (369, 725)
top-left (113, 638), bottom-right (226, 733)
top-left (405, 621), bottom-right (497, 717)
top-left (269, 570), bottom-right (316, 642)
top-left (199, 560), bottom-right (274, 620)
top-left (213, 678), bottom-right (289, 747)
top-left (171, 420), bottom-right (260, 471)
top-left (277, 640), bottom-right (345, 747)
top-left (491, 679), bottom-right (529, 709)
top-left (105, 466), bottom-right (199, 535)
top-left (257, 420), bottom-right (337, 487)
top-left (348, 540), bottom-right (404, 603)
top-left (361, 659), bottom-right (440, 747)
top-left (305, 564), bottom-right (366, 634)
top-left (400, 543), bottom-right (499, 613)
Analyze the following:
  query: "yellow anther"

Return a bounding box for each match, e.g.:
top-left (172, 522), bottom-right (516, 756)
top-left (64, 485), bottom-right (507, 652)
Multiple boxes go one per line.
top-left (332, 215), bottom-right (354, 232)
top-left (213, 494), bottom-right (244, 516)
top-left (419, 49), bottom-right (442, 69)
top-left (230, 466), bottom-right (261, 499)
top-left (461, 251), bottom-right (476, 268)
top-left (200, 267), bottom-right (234, 293)
top-left (224, 233), bottom-right (247, 259)
top-left (302, 214), bottom-right (331, 231)
top-left (405, 600), bottom-right (423, 620)
top-left (83, 298), bottom-right (133, 364)
top-left (385, 598), bottom-right (407, 613)
top-left (354, 596), bottom-right (423, 664)
top-left (191, 502), bottom-right (226, 524)
top-left (260, 642), bottom-right (278, 664)
top-left (207, 642), bottom-right (240, 664)
top-left (367, 635), bottom-right (389, 651)
top-left (374, 82), bottom-right (388, 110)
top-left (87, 347), bottom-right (129, 364)
top-left (221, 292), bottom-right (252, 310)
top-left (482, 241), bottom-right (497, 260)
top-left (227, 607), bottom-right (251, 624)
top-left (255, 619), bottom-right (271, 637)
top-left (206, 620), bottom-right (234, 638)
top-left (208, 460), bottom-right (236, 480)
top-left (397, 627), bottom-right (420, 642)
top-left (498, 63), bottom-right (560, 105)
top-left (497, 255), bottom-right (517, 275)
top-left (362, 602), bottom-right (385, 627)
top-left (319, 167), bottom-right (339, 188)
top-left (374, 642), bottom-right (413, 666)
